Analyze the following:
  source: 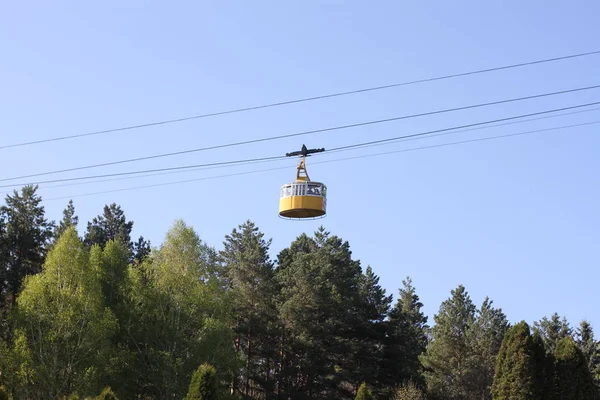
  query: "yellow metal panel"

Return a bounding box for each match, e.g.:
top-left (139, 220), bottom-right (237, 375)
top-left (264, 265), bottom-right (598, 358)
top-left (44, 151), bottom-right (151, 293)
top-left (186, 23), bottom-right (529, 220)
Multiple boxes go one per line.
top-left (279, 195), bottom-right (326, 218)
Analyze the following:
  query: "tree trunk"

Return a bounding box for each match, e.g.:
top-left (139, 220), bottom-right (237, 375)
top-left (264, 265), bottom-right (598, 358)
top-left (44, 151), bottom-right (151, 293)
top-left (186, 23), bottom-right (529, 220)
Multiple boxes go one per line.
top-left (277, 327), bottom-right (285, 399)
top-left (246, 333), bottom-right (252, 396)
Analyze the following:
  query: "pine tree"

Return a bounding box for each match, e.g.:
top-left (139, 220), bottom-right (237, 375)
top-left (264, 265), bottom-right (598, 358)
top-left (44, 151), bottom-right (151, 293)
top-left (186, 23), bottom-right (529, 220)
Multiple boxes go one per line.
top-left (186, 363), bottom-right (218, 400)
top-left (84, 203), bottom-right (151, 265)
top-left (491, 321), bottom-right (540, 400)
top-left (420, 285), bottom-right (476, 399)
top-left (531, 330), bottom-right (557, 400)
top-left (381, 277), bottom-right (428, 393)
top-left (55, 199), bottom-right (79, 239)
top-left (132, 235), bottom-right (151, 265)
top-left (0, 185), bottom-right (54, 309)
top-left (576, 320), bottom-right (600, 387)
top-left (534, 313), bottom-right (572, 354)
top-left (554, 336), bottom-right (599, 400)
top-left (398, 277), bottom-right (429, 361)
top-left (84, 203), bottom-right (132, 248)
top-left (355, 382), bottom-right (374, 400)
top-left (468, 297), bottom-right (509, 400)
top-left (352, 266), bottom-right (393, 395)
top-left (275, 227), bottom-right (367, 399)
top-left (84, 203), bottom-right (133, 249)
top-left (0, 213), bottom-right (8, 336)
top-left (219, 220), bottom-right (278, 398)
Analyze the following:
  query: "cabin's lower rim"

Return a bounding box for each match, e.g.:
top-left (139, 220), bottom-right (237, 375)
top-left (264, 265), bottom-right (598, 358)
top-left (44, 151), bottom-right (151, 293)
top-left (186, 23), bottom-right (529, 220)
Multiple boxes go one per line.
top-left (279, 208), bottom-right (326, 218)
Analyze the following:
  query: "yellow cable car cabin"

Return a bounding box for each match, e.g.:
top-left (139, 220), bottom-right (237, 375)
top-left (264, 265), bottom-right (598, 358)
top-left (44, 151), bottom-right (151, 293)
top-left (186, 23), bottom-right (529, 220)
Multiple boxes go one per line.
top-left (279, 145), bottom-right (327, 220)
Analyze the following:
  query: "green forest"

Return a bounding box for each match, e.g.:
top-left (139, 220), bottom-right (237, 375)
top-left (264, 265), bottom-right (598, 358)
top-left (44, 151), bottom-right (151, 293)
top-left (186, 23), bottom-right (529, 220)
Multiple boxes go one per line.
top-left (0, 185), bottom-right (598, 400)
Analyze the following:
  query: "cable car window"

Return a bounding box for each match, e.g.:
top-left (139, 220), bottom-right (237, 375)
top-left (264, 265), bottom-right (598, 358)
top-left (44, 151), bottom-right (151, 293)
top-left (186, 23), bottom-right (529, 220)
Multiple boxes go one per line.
top-left (298, 183), bottom-right (306, 196)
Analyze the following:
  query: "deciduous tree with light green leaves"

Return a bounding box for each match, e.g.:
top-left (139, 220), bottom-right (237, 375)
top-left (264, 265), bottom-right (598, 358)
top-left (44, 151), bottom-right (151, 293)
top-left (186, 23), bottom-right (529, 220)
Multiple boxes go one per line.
top-left (186, 363), bottom-right (219, 400)
top-left (88, 238), bottom-right (133, 398)
top-left (3, 227), bottom-right (117, 399)
top-left (122, 219), bottom-right (236, 399)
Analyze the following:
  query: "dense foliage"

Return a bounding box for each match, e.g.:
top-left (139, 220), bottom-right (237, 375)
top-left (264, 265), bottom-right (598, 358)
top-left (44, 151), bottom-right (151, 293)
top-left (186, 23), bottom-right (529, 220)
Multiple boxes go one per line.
top-left (355, 382), bottom-right (374, 400)
top-left (0, 185), bottom-right (598, 399)
top-left (392, 381), bottom-right (426, 400)
top-left (186, 363), bottom-right (219, 400)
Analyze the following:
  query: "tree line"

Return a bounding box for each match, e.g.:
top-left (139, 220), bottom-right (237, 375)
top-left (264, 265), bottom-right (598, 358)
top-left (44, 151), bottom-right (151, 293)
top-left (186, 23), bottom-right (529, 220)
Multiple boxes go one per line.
top-left (0, 185), bottom-right (598, 399)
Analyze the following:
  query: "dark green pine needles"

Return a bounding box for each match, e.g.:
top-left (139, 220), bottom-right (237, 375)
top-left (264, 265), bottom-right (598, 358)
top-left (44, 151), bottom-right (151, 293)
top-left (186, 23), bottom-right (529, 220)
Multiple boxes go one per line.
top-left (492, 322), bottom-right (599, 400)
top-left (555, 336), bottom-right (599, 400)
top-left (492, 321), bottom-right (540, 399)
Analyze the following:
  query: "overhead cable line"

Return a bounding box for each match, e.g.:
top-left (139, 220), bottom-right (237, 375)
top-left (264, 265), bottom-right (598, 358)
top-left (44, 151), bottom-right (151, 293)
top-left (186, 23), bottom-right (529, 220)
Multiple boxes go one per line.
top-left (42, 120), bottom-right (599, 202)
top-left (9, 104), bottom-right (597, 194)
top-left (322, 120), bottom-right (600, 160)
top-left (4, 100), bottom-right (600, 190)
top-left (4, 104), bottom-right (599, 196)
top-left (3, 83), bottom-right (600, 183)
top-left (0, 157), bottom-right (284, 195)
top-left (326, 105), bottom-right (600, 153)
top-left (326, 101), bottom-right (600, 152)
top-left (1, 50), bottom-right (599, 151)
top-left (42, 166), bottom-right (296, 201)
top-left (0, 155), bottom-right (287, 188)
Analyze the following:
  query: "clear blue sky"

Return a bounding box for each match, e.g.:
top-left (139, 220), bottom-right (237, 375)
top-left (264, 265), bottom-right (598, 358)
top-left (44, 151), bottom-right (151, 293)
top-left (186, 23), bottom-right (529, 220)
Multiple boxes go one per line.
top-left (1, 1), bottom-right (599, 329)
